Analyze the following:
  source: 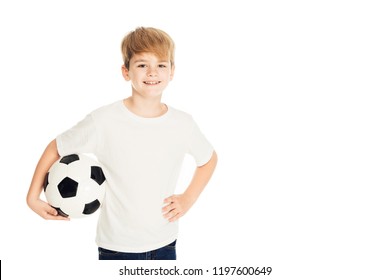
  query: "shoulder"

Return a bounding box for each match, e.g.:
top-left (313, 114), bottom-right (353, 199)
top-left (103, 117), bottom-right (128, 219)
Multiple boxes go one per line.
top-left (168, 106), bottom-right (194, 123)
top-left (167, 106), bottom-right (199, 131)
top-left (89, 100), bottom-right (123, 118)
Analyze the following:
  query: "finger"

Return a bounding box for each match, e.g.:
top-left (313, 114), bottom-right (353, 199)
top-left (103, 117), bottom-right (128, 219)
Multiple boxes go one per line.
top-left (164, 195), bottom-right (178, 204)
top-left (165, 207), bottom-right (183, 220)
top-left (52, 215), bottom-right (70, 221)
top-left (46, 206), bottom-right (58, 216)
top-left (163, 208), bottom-right (174, 219)
top-left (45, 212), bottom-right (70, 221)
top-left (162, 197), bottom-right (179, 212)
top-left (162, 202), bottom-right (176, 213)
top-left (163, 201), bottom-right (184, 215)
top-left (162, 204), bottom-right (169, 213)
top-left (169, 212), bottom-right (182, 223)
top-left (43, 207), bottom-right (70, 221)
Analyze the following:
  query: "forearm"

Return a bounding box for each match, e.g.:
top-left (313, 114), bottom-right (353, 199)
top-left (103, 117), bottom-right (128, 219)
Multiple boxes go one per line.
top-left (184, 151), bottom-right (218, 203)
top-left (26, 139), bottom-right (60, 204)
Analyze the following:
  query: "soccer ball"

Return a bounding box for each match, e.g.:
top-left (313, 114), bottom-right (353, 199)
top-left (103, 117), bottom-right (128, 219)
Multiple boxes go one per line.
top-left (43, 154), bottom-right (106, 218)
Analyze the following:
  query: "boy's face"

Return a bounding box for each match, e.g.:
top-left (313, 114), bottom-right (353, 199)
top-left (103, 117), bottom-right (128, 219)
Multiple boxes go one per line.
top-left (122, 52), bottom-right (175, 98)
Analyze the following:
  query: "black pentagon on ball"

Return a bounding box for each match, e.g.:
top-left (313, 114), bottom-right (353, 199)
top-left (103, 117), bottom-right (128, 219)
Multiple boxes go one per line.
top-left (60, 154), bottom-right (80, 165)
top-left (57, 177), bottom-right (78, 198)
top-left (43, 172), bottom-right (49, 192)
top-left (83, 199), bottom-right (101, 215)
top-left (90, 166), bottom-right (106, 185)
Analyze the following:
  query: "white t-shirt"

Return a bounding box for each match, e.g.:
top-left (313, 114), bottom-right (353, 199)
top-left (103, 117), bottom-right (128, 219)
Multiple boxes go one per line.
top-left (56, 100), bottom-right (214, 252)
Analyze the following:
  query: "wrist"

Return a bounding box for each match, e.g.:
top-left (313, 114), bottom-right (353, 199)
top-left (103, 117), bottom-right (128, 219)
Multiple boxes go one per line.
top-left (183, 189), bottom-right (198, 205)
top-left (26, 192), bottom-right (41, 207)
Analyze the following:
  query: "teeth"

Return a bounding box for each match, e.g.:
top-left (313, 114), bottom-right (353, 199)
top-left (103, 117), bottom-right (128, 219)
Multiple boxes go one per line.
top-left (144, 81), bottom-right (160, 85)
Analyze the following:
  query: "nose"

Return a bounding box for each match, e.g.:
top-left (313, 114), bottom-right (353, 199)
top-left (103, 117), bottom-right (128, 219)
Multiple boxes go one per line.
top-left (147, 66), bottom-right (158, 77)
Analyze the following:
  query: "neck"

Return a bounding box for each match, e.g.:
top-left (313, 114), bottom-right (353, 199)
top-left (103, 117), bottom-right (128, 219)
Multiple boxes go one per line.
top-left (124, 96), bottom-right (167, 118)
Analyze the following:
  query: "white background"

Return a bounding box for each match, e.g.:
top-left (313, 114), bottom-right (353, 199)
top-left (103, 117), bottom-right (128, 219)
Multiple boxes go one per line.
top-left (1, 0), bottom-right (389, 279)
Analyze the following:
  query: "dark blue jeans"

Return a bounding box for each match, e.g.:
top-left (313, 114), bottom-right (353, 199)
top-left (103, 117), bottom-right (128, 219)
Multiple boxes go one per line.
top-left (98, 240), bottom-right (177, 260)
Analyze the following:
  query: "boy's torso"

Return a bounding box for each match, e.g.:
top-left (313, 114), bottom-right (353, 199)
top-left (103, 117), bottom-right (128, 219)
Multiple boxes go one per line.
top-left (92, 101), bottom-right (193, 252)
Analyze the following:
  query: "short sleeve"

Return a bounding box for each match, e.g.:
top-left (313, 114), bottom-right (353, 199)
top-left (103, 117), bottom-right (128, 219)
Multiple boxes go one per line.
top-left (187, 120), bottom-right (214, 166)
top-left (56, 114), bottom-right (98, 156)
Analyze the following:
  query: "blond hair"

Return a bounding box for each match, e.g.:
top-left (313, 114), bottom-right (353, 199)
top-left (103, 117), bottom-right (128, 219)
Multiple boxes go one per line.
top-left (121, 27), bottom-right (175, 69)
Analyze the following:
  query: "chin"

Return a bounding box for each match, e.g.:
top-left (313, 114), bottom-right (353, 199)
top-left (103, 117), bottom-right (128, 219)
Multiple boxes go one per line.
top-left (141, 91), bottom-right (164, 98)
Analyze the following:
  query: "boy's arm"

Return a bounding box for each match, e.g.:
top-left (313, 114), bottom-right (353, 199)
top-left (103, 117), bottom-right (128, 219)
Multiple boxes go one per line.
top-left (162, 151), bottom-right (218, 222)
top-left (26, 139), bottom-right (69, 220)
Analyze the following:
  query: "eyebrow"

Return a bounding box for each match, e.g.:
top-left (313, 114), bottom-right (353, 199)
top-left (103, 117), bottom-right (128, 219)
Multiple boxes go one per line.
top-left (133, 59), bottom-right (169, 63)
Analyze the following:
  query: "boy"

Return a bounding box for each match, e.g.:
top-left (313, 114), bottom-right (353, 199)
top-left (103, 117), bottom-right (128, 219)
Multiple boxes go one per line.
top-left (26, 27), bottom-right (217, 260)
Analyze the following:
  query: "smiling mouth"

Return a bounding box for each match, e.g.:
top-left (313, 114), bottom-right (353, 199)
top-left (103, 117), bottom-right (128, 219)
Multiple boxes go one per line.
top-left (144, 81), bottom-right (161, 85)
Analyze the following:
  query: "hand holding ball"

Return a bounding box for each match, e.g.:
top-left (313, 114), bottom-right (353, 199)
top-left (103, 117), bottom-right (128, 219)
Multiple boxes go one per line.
top-left (44, 154), bottom-right (106, 219)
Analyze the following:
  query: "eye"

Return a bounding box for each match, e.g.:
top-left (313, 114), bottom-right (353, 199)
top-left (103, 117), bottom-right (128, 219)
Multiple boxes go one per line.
top-left (158, 64), bottom-right (167, 68)
top-left (137, 64), bottom-right (147, 68)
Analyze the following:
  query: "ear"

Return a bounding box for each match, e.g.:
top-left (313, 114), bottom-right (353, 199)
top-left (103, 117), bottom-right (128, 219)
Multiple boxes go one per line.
top-left (170, 64), bottom-right (175, 81)
top-left (121, 65), bottom-right (130, 81)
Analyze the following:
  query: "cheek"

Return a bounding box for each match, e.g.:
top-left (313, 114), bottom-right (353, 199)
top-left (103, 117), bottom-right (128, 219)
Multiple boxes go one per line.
top-left (161, 69), bottom-right (173, 79)
top-left (130, 72), bottom-right (143, 82)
